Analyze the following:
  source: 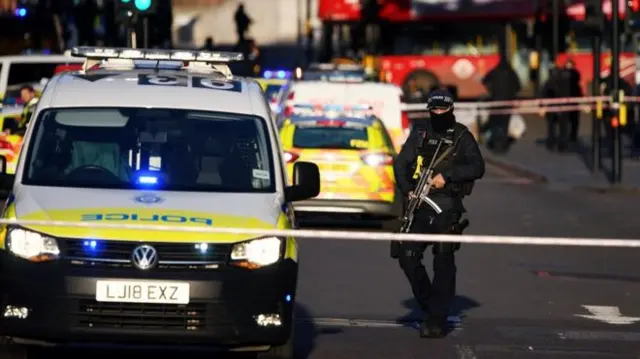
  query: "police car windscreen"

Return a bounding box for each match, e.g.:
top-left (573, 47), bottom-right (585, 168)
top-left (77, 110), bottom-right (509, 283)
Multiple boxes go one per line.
top-left (22, 108), bottom-right (275, 193)
top-left (293, 123), bottom-right (368, 150)
top-left (264, 84), bottom-right (282, 102)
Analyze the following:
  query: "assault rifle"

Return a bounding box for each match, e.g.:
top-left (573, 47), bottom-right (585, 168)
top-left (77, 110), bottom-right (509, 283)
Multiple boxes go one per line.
top-left (398, 140), bottom-right (444, 233)
top-left (389, 129), bottom-right (473, 258)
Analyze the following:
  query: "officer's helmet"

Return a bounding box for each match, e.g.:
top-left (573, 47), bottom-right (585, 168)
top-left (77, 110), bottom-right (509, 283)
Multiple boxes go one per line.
top-left (426, 88), bottom-right (454, 113)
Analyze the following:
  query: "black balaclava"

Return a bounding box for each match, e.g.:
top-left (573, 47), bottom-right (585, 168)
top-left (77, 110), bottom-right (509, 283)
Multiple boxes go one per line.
top-left (425, 88), bottom-right (456, 133)
top-left (430, 109), bottom-right (455, 133)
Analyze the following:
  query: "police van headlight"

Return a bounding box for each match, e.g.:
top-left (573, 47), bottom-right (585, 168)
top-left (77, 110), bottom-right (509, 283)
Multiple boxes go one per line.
top-left (230, 237), bottom-right (282, 268)
top-left (6, 228), bottom-right (60, 262)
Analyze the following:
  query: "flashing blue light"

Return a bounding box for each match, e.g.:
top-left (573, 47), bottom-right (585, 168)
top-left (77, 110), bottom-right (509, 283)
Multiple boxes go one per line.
top-left (134, 0), bottom-right (152, 11)
top-left (83, 240), bottom-right (97, 249)
top-left (82, 240), bottom-right (100, 255)
top-left (15, 8), bottom-right (27, 17)
top-left (285, 294), bottom-right (292, 302)
top-left (263, 70), bottom-right (290, 79)
top-left (291, 115), bottom-right (374, 125)
top-left (138, 176), bottom-right (158, 185)
top-left (134, 170), bottom-right (162, 187)
top-left (195, 243), bottom-right (209, 253)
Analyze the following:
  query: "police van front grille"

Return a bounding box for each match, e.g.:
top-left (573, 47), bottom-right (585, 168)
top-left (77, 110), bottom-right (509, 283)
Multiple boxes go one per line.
top-left (75, 300), bottom-right (207, 330)
top-left (63, 239), bottom-right (230, 270)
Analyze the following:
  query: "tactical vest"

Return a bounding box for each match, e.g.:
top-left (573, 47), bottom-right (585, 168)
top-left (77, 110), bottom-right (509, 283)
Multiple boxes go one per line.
top-left (408, 122), bottom-right (474, 197)
top-left (17, 101), bottom-right (37, 132)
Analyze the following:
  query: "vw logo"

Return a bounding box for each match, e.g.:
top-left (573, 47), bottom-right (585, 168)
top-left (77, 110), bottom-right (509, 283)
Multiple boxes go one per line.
top-left (133, 193), bottom-right (164, 205)
top-left (131, 245), bottom-right (158, 270)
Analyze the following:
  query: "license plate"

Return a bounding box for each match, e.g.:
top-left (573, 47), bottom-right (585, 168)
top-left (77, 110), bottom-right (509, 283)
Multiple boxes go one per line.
top-left (318, 163), bottom-right (350, 172)
top-left (95, 280), bottom-right (190, 304)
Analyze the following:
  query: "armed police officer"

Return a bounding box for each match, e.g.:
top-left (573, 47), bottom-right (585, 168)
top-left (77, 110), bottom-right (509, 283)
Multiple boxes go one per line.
top-left (392, 89), bottom-right (485, 338)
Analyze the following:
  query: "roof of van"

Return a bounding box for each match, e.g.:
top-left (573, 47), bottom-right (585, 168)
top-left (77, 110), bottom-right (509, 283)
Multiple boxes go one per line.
top-left (0, 55), bottom-right (84, 63)
top-left (39, 68), bottom-right (267, 116)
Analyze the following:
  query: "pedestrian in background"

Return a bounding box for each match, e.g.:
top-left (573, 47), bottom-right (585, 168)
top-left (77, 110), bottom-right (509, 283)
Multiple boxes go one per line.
top-left (563, 58), bottom-right (583, 144)
top-left (481, 53), bottom-right (521, 154)
top-left (540, 57), bottom-right (573, 152)
top-left (202, 37), bottom-right (215, 51)
top-left (234, 3), bottom-right (252, 45)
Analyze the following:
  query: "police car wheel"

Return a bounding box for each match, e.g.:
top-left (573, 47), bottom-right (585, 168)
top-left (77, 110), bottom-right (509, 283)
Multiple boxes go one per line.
top-left (258, 326), bottom-right (295, 359)
top-left (0, 338), bottom-right (30, 359)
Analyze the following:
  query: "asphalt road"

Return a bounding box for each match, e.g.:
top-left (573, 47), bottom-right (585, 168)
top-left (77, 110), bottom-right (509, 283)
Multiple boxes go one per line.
top-left (291, 162), bottom-right (640, 359)
top-left (49, 163), bottom-right (640, 359)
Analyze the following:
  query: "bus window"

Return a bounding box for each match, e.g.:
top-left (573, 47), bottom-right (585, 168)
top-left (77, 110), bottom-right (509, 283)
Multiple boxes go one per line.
top-left (390, 23), bottom-right (506, 56)
top-left (568, 25), bottom-right (635, 54)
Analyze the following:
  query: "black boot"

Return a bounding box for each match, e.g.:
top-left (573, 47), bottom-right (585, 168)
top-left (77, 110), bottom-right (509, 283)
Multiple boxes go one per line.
top-left (419, 316), bottom-right (448, 338)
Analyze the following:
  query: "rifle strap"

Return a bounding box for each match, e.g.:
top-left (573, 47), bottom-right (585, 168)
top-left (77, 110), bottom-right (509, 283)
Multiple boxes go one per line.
top-left (431, 128), bottom-right (468, 169)
top-left (431, 141), bottom-right (454, 168)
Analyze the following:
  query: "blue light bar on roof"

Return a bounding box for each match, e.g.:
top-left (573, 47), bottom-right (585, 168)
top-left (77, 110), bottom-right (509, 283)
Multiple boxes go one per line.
top-left (323, 104), bottom-right (372, 112)
top-left (292, 103), bottom-right (372, 111)
top-left (14, 7), bottom-right (27, 17)
top-left (70, 47), bottom-right (244, 63)
top-left (290, 103), bottom-right (375, 126)
top-left (290, 115), bottom-right (375, 126)
top-left (263, 70), bottom-right (291, 79)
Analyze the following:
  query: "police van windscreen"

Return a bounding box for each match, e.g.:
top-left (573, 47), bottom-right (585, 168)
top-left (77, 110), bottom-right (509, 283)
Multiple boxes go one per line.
top-left (292, 124), bottom-right (368, 150)
top-left (22, 107), bottom-right (276, 193)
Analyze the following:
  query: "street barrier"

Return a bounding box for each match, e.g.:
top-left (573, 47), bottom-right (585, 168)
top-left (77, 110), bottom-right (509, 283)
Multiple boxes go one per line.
top-left (403, 95), bottom-right (637, 110)
top-left (401, 95), bottom-right (640, 115)
top-left (1, 218), bottom-right (639, 248)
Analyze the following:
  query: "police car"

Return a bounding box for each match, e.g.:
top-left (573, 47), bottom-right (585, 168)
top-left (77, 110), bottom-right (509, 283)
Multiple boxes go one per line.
top-left (255, 70), bottom-right (294, 114)
top-left (280, 104), bottom-right (400, 218)
top-left (0, 47), bottom-right (320, 358)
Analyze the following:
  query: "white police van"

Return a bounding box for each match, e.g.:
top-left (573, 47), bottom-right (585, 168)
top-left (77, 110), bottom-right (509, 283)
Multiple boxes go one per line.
top-left (0, 47), bottom-right (320, 359)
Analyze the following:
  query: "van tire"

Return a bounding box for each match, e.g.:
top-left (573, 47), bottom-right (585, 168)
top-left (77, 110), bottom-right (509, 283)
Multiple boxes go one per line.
top-left (0, 338), bottom-right (30, 359)
top-left (257, 330), bottom-right (295, 359)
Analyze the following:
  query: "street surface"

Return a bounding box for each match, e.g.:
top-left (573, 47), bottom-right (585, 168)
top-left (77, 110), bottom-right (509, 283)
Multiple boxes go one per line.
top-left (51, 162), bottom-right (640, 358)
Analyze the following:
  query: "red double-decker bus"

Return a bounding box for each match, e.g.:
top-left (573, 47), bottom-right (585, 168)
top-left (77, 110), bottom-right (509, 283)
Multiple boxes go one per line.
top-left (317, 0), bottom-right (638, 100)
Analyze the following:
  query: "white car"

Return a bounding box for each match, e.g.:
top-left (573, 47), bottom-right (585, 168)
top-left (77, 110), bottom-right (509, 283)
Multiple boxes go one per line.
top-left (0, 54), bottom-right (84, 107)
top-left (0, 46), bottom-right (319, 359)
top-left (275, 79), bottom-right (406, 151)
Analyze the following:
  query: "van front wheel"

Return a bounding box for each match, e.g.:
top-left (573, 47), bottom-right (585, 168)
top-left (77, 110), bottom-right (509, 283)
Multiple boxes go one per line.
top-left (257, 329), bottom-right (295, 359)
top-left (0, 338), bottom-right (30, 359)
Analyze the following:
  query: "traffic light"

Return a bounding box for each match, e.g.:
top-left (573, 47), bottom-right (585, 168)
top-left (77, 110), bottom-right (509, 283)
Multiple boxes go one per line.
top-left (584, 0), bottom-right (604, 31)
top-left (536, 0), bottom-right (570, 54)
top-left (117, 0), bottom-right (157, 15)
top-left (626, 0), bottom-right (640, 31)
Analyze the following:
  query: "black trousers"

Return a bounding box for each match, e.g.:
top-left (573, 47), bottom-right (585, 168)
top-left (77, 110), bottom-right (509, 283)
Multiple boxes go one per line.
top-left (486, 113), bottom-right (510, 150)
top-left (569, 111), bottom-right (579, 142)
top-left (546, 112), bottom-right (570, 149)
top-left (397, 208), bottom-right (460, 322)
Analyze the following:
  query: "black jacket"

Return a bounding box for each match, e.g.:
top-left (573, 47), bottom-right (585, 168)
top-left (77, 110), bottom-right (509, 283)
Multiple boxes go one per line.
top-left (393, 122), bottom-right (486, 198)
top-left (541, 67), bottom-right (581, 99)
top-left (482, 61), bottom-right (521, 100)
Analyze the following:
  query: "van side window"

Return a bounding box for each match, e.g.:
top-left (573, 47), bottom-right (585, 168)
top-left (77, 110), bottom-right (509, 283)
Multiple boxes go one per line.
top-left (7, 63), bottom-right (59, 87)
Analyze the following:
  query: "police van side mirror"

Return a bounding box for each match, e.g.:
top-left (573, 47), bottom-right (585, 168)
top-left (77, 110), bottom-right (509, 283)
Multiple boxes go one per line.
top-left (284, 161), bottom-right (320, 202)
top-left (0, 155), bottom-right (15, 192)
